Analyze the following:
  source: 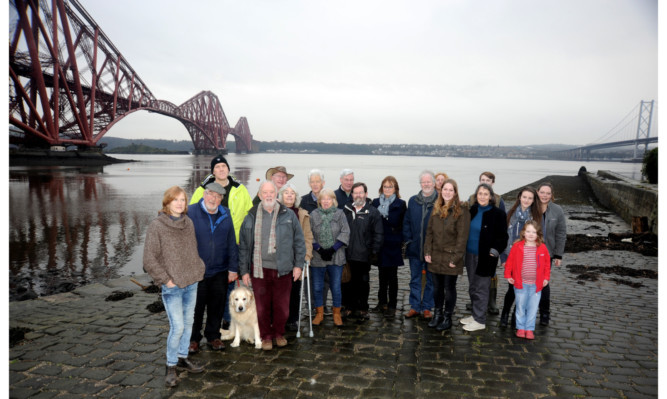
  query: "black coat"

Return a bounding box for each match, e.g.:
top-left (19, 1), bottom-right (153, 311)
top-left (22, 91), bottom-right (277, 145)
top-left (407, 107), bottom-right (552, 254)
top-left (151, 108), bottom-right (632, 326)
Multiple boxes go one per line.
top-left (343, 199), bottom-right (384, 263)
top-left (371, 197), bottom-right (406, 267)
top-left (469, 204), bottom-right (508, 277)
top-left (300, 191), bottom-right (318, 214)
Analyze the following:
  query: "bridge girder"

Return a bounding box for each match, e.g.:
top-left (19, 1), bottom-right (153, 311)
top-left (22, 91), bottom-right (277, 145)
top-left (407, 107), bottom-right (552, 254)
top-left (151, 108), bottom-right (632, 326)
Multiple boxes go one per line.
top-left (8, 0), bottom-right (252, 152)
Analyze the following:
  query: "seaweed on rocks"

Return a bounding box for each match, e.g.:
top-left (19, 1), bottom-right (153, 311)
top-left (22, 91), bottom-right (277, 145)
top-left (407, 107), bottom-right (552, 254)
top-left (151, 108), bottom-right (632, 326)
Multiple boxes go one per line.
top-left (105, 290), bottom-right (134, 301)
top-left (566, 233), bottom-right (657, 256)
top-left (10, 327), bottom-right (32, 347)
top-left (147, 300), bottom-right (165, 313)
top-left (567, 264), bottom-right (656, 288)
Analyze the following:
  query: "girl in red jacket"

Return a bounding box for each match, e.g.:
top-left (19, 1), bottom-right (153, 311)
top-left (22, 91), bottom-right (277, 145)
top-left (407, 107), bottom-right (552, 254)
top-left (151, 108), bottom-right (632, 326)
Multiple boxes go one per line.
top-left (504, 221), bottom-right (550, 340)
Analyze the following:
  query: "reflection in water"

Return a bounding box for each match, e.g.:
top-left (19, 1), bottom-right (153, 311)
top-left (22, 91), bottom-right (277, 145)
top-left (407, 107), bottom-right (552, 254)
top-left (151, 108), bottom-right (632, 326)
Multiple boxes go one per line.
top-left (9, 167), bottom-right (152, 300)
top-left (9, 154), bottom-right (642, 301)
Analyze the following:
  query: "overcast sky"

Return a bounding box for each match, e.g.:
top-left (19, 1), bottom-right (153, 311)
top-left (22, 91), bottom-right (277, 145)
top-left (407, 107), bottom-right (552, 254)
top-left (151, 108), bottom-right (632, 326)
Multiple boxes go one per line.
top-left (83, 0), bottom-right (658, 146)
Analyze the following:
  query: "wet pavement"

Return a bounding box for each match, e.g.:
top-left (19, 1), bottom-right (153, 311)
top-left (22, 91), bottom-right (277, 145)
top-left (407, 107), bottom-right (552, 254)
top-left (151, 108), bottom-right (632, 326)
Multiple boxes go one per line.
top-left (9, 203), bottom-right (658, 398)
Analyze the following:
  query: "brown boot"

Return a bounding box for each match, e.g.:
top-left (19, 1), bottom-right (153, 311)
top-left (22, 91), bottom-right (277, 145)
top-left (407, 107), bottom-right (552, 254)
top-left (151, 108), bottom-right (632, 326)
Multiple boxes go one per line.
top-left (333, 307), bottom-right (343, 326)
top-left (165, 365), bottom-right (179, 388)
top-left (312, 306), bottom-right (324, 325)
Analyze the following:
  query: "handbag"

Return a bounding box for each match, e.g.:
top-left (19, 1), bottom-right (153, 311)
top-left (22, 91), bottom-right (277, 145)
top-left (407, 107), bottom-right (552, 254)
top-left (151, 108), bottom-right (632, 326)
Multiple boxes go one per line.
top-left (341, 263), bottom-right (351, 283)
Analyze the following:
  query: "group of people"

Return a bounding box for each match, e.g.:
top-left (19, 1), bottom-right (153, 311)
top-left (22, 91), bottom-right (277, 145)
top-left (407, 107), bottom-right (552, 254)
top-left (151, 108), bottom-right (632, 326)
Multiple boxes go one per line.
top-left (143, 156), bottom-right (567, 387)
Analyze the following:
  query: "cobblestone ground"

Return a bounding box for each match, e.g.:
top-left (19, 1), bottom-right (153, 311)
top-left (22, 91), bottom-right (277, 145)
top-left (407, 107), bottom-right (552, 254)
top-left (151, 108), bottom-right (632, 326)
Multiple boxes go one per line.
top-left (10, 206), bottom-right (658, 398)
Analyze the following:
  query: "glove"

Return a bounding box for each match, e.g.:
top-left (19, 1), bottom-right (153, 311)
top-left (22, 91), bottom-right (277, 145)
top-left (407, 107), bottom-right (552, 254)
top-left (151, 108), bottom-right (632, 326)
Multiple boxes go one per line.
top-left (321, 247), bottom-right (335, 261)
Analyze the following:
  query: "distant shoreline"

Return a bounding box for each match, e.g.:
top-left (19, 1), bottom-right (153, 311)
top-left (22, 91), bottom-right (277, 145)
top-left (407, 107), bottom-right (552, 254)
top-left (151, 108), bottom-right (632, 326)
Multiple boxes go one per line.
top-left (9, 148), bottom-right (134, 166)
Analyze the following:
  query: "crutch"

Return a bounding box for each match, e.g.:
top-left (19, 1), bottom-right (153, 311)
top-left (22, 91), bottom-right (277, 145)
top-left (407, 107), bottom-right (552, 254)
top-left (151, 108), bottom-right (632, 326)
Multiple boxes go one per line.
top-left (296, 261), bottom-right (314, 338)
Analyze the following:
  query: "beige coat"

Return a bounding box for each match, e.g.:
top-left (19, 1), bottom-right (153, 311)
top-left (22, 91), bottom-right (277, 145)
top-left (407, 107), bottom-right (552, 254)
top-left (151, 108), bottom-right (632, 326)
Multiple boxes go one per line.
top-left (424, 203), bottom-right (471, 275)
top-left (298, 208), bottom-right (314, 262)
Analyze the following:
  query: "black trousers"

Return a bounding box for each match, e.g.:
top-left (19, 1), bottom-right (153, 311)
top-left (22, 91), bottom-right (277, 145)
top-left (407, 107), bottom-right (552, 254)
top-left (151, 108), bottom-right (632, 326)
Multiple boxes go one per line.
top-left (191, 270), bottom-right (228, 342)
top-left (432, 273), bottom-right (458, 314)
top-left (346, 261), bottom-right (371, 312)
top-left (377, 266), bottom-right (398, 309)
top-left (502, 282), bottom-right (515, 315)
top-left (539, 283), bottom-right (550, 318)
top-left (287, 279), bottom-right (301, 324)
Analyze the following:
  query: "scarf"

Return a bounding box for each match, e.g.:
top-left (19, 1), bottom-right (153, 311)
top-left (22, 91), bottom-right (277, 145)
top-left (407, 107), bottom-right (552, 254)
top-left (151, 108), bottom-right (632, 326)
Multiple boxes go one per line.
top-left (252, 201), bottom-right (280, 278)
top-left (414, 191), bottom-right (437, 258)
top-left (509, 207), bottom-right (532, 242)
top-left (318, 206), bottom-right (337, 248)
top-left (377, 194), bottom-right (396, 218)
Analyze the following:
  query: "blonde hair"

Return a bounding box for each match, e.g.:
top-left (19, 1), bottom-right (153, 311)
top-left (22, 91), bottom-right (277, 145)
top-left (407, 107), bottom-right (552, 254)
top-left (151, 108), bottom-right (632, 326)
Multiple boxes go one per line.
top-left (317, 189), bottom-right (338, 208)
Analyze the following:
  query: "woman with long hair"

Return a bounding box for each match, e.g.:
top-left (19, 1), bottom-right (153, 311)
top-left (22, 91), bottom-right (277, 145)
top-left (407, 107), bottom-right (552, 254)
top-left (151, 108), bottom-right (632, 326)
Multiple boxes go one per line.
top-left (371, 176), bottom-right (407, 317)
top-left (424, 179), bottom-right (470, 330)
top-left (143, 186), bottom-right (205, 387)
top-left (535, 182), bottom-right (567, 326)
top-left (499, 186), bottom-right (541, 327)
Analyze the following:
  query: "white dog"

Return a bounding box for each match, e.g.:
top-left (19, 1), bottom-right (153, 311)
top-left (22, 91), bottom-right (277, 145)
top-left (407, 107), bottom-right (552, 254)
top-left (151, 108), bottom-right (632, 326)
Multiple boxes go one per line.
top-left (220, 285), bottom-right (262, 349)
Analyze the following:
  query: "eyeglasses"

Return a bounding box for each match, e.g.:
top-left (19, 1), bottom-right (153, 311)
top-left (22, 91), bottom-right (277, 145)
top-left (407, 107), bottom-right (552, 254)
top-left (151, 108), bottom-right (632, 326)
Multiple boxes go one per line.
top-left (383, 185), bottom-right (394, 189)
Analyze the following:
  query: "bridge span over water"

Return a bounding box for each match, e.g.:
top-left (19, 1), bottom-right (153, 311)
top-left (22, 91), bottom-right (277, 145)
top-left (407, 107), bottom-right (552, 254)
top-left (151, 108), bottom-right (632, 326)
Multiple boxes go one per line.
top-left (9, 0), bottom-right (252, 154)
top-left (552, 100), bottom-right (657, 161)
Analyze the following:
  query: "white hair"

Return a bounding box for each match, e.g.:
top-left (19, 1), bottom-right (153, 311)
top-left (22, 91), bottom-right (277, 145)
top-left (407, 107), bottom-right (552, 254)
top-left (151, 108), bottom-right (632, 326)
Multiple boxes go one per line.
top-left (339, 169), bottom-right (354, 179)
top-left (257, 180), bottom-right (278, 198)
top-left (419, 170), bottom-right (435, 183)
top-left (308, 169), bottom-right (324, 182)
top-left (278, 183), bottom-right (301, 207)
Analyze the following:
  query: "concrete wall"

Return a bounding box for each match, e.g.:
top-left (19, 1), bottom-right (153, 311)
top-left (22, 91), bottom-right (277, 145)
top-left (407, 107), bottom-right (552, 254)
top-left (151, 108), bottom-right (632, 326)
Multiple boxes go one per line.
top-left (584, 170), bottom-right (658, 234)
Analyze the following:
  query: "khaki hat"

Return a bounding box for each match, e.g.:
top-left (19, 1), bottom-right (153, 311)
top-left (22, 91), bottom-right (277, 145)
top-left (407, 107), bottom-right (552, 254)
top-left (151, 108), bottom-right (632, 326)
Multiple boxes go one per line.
top-left (265, 166), bottom-right (294, 181)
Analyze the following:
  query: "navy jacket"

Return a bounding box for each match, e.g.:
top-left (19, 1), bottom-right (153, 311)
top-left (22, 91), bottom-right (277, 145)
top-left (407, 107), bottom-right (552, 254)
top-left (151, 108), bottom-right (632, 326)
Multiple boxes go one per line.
top-left (300, 191), bottom-right (319, 214)
top-left (188, 201), bottom-right (239, 278)
top-left (402, 193), bottom-right (437, 260)
top-left (335, 186), bottom-right (351, 210)
top-left (371, 197), bottom-right (407, 267)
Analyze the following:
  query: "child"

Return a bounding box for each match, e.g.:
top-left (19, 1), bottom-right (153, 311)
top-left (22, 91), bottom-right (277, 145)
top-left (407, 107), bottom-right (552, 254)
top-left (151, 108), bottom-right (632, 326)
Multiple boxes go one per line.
top-left (503, 221), bottom-right (550, 340)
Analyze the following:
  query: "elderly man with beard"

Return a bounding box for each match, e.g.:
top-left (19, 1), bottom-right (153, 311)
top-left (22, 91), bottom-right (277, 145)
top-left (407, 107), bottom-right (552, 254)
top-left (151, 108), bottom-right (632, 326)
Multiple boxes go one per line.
top-left (188, 183), bottom-right (239, 353)
top-left (403, 171), bottom-right (438, 319)
top-left (342, 182), bottom-right (383, 320)
top-left (239, 181), bottom-right (305, 350)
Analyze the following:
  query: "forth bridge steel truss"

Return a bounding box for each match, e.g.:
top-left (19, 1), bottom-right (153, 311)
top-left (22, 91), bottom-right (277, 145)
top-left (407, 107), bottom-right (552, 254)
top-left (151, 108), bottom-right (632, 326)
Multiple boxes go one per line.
top-left (9, 0), bottom-right (252, 153)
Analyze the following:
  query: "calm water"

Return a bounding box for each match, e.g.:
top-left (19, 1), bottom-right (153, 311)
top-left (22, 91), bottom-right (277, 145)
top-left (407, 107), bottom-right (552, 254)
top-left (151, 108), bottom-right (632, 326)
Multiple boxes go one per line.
top-left (9, 153), bottom-right (641, 299)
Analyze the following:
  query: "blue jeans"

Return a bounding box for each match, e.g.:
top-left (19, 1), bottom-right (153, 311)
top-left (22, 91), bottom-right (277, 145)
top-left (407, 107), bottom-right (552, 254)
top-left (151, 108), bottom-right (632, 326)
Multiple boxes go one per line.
top-left (162, 282), bottom-right (198, 366)
top-left (408, 258), bottom-right (434, 312)
top-left (514, 283), bottom-right (541, 331)
top-left (311, 265), bottom-right (343, 308)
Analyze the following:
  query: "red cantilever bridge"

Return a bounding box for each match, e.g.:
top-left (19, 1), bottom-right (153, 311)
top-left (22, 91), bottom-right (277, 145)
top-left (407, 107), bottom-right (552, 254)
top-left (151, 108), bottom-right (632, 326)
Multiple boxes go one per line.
top-left (9, 0), bottom-right (252, 153)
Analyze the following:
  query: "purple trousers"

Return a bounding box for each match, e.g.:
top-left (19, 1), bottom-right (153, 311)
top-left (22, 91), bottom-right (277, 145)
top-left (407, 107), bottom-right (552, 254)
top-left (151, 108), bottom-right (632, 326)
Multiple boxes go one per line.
top-left (251, 268), bottom-right (293, 341)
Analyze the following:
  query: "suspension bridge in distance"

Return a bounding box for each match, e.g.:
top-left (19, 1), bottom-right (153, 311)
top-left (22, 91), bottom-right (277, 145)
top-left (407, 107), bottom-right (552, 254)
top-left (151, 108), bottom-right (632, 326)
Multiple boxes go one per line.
top-left (553, 100), bottom-right (657, 161)
top-left (9, 0), bottom-right (252, 155)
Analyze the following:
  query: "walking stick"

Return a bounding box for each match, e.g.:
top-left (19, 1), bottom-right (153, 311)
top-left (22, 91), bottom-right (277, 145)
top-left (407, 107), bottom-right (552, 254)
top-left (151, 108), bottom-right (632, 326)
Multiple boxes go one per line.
top-left (297, 261), bottom-right (314, 338)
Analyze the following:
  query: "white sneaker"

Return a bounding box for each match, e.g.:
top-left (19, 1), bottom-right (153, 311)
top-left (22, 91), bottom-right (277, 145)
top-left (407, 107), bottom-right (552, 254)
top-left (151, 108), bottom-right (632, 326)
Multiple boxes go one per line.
top-left (462, 320), bottom-right (486, 331)
top-left (460, 316), bottom-right (474, 325)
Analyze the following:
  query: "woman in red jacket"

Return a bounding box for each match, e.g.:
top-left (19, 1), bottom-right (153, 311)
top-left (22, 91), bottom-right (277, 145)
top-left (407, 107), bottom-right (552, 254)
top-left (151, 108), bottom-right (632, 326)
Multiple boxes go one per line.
top-left (503, 220), bottom-right (550, 340)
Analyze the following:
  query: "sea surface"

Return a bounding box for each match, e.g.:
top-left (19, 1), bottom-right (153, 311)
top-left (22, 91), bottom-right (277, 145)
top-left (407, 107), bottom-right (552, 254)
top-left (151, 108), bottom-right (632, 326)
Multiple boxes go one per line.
top-left (9, 153), bottom-right (642, 299)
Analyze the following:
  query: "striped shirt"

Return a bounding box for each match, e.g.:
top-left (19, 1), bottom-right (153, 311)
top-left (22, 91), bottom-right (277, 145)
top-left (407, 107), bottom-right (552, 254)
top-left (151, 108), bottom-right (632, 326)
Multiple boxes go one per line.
top-left (521, 245), bottom-right (537, 284)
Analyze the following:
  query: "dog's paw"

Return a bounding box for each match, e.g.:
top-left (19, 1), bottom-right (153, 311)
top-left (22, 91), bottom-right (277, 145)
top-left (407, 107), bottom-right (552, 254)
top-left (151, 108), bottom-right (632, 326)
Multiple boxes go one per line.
top-left (254, 342), bottom-right (263, 349)
top-left (231, 339), bottom-right (240, 348)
